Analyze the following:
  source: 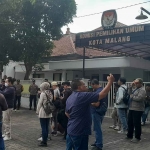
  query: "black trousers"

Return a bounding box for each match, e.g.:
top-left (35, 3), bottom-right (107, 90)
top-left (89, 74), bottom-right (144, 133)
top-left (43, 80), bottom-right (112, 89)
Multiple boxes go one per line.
top-left (127, 110), bottom-right (143, 140)
top-left (29, 95), bottom-right (37, 109)
top-left (14, 96), bottom-right (21, 110)
top-left (57, 109), bottom-right (68, 139)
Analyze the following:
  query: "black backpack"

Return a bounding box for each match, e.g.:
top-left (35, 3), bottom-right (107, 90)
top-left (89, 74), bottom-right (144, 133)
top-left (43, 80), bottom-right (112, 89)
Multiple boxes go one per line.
top-left (121, 86), bottom-right (130, 105)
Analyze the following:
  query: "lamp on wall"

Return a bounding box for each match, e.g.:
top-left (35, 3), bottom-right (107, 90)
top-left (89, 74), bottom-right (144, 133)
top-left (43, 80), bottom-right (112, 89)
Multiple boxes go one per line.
top-left (135, 7), bottom-right (150, 20)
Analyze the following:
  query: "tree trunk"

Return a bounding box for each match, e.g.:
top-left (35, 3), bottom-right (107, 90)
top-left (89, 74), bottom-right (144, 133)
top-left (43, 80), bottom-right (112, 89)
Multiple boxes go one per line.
top-left (24, 63), bottom-right (32, 80)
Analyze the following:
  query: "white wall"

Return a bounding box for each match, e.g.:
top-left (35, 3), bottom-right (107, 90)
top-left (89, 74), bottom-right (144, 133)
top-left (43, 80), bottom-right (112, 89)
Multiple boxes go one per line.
top-left (2, 61), bottom-right (17, 78)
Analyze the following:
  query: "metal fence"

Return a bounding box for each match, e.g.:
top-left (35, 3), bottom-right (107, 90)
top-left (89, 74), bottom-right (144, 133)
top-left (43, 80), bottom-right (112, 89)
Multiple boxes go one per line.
top-left (19, 79), bottom-right (150, 117)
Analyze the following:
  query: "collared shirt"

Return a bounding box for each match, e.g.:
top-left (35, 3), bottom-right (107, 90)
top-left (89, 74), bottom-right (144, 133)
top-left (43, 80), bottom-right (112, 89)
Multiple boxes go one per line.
top-left (15, 84), bottom-right (23, 96)
top-left (29, 84), bottom-right (38, 95)
top-left (66, 91), bottom-right (99, 136)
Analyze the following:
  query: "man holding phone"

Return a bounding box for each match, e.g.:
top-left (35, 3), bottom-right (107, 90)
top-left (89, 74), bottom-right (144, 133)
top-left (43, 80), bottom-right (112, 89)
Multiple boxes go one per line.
top-left (65, 74), bottom-right (114, 150)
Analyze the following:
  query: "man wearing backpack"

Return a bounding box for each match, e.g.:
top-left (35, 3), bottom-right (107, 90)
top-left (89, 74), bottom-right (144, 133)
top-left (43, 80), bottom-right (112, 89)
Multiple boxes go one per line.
top-left (116, 77), bottom-right (128, 134)
top-left (90, 79), bottom-right (108, 150)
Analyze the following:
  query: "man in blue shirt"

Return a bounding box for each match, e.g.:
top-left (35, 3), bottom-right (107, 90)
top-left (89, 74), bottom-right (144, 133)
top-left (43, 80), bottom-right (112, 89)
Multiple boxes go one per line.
top-left (65, 74), bottom-right (114, 150)
top-left (91, 79), bottom-right (108, 150)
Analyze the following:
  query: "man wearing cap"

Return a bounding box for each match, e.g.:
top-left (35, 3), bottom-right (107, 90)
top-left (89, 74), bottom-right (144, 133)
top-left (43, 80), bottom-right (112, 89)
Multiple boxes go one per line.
top-left (29, 79), bottom-right (38, 111)
top-left (14, 80), bottom-right (24, 110)
top-left (126, 78), bottom-right (146, 143)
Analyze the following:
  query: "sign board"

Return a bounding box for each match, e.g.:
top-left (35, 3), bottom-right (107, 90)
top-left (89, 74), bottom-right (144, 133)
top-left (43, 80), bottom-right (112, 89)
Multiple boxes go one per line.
top-left (75, 24), bottom-right (150, 47)
top-left (101, 9), bottom-right (117, 30)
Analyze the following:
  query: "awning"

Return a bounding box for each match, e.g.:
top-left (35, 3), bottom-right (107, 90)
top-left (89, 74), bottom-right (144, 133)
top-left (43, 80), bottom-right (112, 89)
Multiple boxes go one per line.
top-left (75, 24), bottom-right (150, 59)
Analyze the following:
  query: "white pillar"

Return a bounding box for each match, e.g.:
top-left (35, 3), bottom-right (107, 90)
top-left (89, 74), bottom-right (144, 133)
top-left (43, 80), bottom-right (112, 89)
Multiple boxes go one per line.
top-left (62, 70), bottom-right (66, 81)
top-left (120, 68), bottom-right (125, 77)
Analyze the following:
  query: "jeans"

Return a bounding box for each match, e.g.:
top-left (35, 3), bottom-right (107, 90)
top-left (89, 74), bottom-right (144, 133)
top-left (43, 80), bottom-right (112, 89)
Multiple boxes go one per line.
top-left (40, 118), bottom-right (50, 143)
top-left (118, 108), bottom-right (128, 131)
top-left (66, 134), bottom-right (89, 150)
top-left (14, 96), bottom-right (21, 110)
top-left (127, 110), bottom-right (143, 140)
top-left (3, 109), bottom-right (12, 138)
top-left (142, 106), bottom-right (150, 123)
top-left (29, 95), bottom-right (37, 109)
top-left (92, 113), bottom-right (104, 149)
top-left (0, 122), bottom-right (5, 150)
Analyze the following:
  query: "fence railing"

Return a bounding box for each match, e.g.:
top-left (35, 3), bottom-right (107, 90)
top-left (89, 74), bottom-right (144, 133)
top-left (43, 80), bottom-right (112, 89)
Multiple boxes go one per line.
top-left (19, 79), bottom-right (150, 117)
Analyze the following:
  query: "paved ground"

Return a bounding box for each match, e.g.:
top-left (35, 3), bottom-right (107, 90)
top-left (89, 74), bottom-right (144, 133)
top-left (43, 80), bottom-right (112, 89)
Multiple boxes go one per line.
top-left (4, 108), bottom-right (150, 150)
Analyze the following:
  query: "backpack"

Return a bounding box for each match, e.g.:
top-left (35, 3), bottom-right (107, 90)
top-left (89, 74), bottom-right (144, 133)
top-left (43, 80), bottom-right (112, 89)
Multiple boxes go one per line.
top-left (42, 93), bottom-right (56, 115)
top-left (121, 86), bottom-right (130, 105)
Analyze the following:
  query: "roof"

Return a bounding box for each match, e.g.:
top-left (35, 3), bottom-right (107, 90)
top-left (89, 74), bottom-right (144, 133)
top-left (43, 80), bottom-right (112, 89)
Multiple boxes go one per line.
top-left (51, 22), bottom-right (127, 58)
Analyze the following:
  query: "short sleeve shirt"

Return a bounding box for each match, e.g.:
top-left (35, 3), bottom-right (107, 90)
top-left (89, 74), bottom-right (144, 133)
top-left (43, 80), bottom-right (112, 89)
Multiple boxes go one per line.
top-left (66, 91), bottom-right (99, 136)
top-left (54, 88), bottom-right (60, 99)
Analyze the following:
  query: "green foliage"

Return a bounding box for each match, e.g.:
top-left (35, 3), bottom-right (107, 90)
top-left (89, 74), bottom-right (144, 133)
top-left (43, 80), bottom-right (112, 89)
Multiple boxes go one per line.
top-left (0, 0), bottom-right (76, 79)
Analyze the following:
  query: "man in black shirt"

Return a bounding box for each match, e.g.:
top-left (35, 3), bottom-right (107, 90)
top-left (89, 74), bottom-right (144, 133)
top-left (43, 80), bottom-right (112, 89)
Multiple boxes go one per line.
top-left (58, 81), bottom-right (72, 140)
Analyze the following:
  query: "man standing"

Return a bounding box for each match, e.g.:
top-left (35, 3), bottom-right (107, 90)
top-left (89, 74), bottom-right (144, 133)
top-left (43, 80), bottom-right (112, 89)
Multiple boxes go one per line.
top-left (14, 80), bottom-right (24, 111)
top-left (59, 81), bottom-right (72, 140)
top-left (29, 79), bottom-right (38, 111)
top-left (0, 77), bottom-right (15, 141)
top-left (126, 78), bottom-right (146, 142)
top-left (116, 77), bottom-right (128, 134)
top-left (90, 79), bottom-right (108, 150)
top-left (51, 81), bottom-right (60, 136)
top-left (65, 74), bottom-right (114, 150)
top-left (0, 94), bottom-right (8, 149)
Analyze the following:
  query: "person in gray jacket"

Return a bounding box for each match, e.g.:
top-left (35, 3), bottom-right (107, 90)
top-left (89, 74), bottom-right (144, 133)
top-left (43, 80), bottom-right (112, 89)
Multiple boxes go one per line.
top-left (116, 77), bottom-right (128, 134)
top-left (126, 78), bottom-right (146, 143)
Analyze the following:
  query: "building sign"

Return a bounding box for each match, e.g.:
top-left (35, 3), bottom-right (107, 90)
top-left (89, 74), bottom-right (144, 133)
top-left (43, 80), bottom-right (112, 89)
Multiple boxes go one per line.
top-left (75, 24), bottom-right (150, 47)
top-left (101, 10), bottom-right (117, 30)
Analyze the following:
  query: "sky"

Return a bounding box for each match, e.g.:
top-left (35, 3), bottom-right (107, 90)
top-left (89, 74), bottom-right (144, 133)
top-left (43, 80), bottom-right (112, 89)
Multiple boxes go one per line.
top-left (62, 0), bottom-right (150, 33)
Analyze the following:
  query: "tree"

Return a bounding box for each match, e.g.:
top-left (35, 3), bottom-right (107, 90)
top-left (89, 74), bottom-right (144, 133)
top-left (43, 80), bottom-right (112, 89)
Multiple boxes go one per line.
top-left (3, 0), bottom-right (76, 79)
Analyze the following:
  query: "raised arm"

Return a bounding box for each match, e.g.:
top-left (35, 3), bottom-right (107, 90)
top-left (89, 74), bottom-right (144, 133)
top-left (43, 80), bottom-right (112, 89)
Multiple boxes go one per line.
top-left (98, 74), bottom-right (114, 100)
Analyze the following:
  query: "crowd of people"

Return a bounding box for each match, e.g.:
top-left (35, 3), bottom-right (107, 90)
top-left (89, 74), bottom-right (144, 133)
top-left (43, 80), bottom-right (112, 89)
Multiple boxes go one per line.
top-left (0, 74), bottom-right (149, 150)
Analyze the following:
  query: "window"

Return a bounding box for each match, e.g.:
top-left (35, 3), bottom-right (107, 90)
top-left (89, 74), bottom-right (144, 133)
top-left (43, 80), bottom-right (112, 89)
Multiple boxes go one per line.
top-left (53, 73), bottom-right (62, 81)
top-left (33, 74), bottom-right (44, 78)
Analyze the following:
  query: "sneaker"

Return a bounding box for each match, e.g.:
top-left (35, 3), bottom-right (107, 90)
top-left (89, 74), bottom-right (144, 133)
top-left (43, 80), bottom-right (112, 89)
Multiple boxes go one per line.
top-left (91, 143), bottom-right (96, 147)
top-left (37, 137), bottom-right (42, 141)
top-left (117, 130), bottom-right (127, 134)
top-left (51, 131), bottom-right (57, 136)
top-left (91, 146), bottom-right (102, 150)
top-left (114, 126), bottom-right (120, 131)
top-left (109, 125), bottom-right (116, 129)
top-left (38, 141), bottom-right (47, 147)
top-left (131, 138), bottom-right (141, 143)
top-left (48, 137), bottom-right (52, 141)
top-left (2, 134), bottom-right (5, 138)
top-left (141, 122), bottom-right (145, 126)
top-left (3, 136), bottom-right (11, 141)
